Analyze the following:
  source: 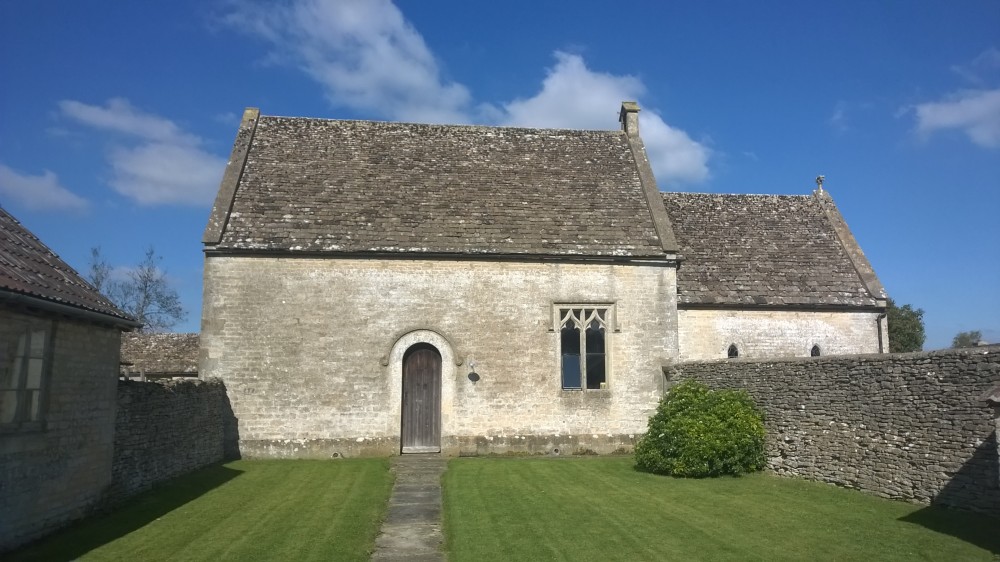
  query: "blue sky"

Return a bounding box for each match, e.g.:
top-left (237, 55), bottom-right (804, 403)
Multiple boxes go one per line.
top-left (1, 0), bottom-right (998, 349)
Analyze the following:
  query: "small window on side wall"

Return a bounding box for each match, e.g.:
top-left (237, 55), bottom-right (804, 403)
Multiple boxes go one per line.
top-left (1, 319), bottom-right (52, 429)
top-left (810, 345), bottom-right (821, 357)
top-left (727, 344), bottom-right (739, 359)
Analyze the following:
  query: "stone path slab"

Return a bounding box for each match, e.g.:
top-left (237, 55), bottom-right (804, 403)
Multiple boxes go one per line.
top-left (371, 454), bottom-right (448, 561)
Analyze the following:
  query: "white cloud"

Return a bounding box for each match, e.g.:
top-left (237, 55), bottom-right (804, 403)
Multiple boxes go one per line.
top-left (951, 47), bottom-right (1000, 85)
top-left (909, 49), bottom-right (1000, 149)
top-left (59, 98), bottom-right (198, 145)
top-left (501, 52), bottom-right (645, 129)
top-left (225, 0), bottom-right (712, 186)
top-left (913, 88), bottom-right (1000, 148)
top-left (637, 114), bottom-right (711, 184)
top-left (829, 101), bottom-right (848, 133)
top-left (500, 52), bottom-right (710, 185)
top-left (224, 0), bottom-right (472, 123)
top-left (0, 163), bottom-right (88, 212)
top-left (109, 143), bottom-right (227, 206)
top-left (59, 99), bottom-right (225, 205)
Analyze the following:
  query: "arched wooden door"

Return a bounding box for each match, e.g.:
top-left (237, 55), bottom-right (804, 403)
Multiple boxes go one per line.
top-left (401, 344), bottom-right (441, 453)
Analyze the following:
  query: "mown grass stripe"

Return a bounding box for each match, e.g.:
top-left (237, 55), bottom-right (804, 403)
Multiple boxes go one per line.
top-left (443, 456), bottom-right (999, 562)
top-left (9, 459), bottom-right (392, 562)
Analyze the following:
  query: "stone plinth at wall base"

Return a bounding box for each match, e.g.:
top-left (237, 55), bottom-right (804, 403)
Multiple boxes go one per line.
top-left (444, 433), bottom-right (638, 457)
top-left (237, 437), bottom-right (400, 458)
top-left (236, 434), bottom-right (640, 458)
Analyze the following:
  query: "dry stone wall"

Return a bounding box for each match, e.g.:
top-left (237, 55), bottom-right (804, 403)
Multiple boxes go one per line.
top-left (667, 346), bottom-right (1000, 516)
top-left (111, 378), bottom-right (229, 499)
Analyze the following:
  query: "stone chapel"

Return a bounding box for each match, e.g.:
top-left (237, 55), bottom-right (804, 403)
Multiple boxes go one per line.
top-left (200, 102), bottom-right (887, 457)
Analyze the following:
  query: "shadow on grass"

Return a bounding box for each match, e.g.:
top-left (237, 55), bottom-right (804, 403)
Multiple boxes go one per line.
top-left (898, 506), bottom-right (1000, 555)
top-left (898, 432), bottom-right (1000, 555)
top-left (9, 463), bottom-right (243, 561)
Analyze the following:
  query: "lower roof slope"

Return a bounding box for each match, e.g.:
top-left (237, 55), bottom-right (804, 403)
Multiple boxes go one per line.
top-left (662, 192), bottom-right (884, 308)
top-left (210, 114), bottom-right (665, 259)
top-left (0, 207), bottom-right (135, 325)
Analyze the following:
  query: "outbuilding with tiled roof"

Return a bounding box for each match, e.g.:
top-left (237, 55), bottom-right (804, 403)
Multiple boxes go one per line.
top-left (1, 206), bottom-right (137, 551)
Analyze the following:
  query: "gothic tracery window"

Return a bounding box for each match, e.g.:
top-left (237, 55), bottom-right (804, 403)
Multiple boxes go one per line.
top-left (558, 307), bottom-right (610, 390)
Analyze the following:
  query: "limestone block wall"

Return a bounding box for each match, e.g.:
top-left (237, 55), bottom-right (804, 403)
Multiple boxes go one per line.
top-left (111, 378), bottom-right (228, 500)
top-left (0, 311), bottom-right (119, 552)
top-left (677, 308), bottom-right (884, 361)
top-left (201, 256), bottom-right (678, 457)
top-left (668, 347), bottom-right (1000, 516)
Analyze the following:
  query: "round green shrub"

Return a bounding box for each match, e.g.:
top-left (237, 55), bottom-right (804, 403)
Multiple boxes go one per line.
top-left (634, 380), bottom-right (766, 477)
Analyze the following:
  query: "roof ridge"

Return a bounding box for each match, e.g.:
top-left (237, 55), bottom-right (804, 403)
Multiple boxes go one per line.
top-left (257, 113), bottom-right (625, 135)
top-left (664, 192), bottom-right (814, 198)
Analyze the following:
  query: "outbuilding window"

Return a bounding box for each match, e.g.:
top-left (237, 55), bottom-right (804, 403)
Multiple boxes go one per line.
top-left (557, 306), bottom-right (612, 390)
top-left (810, 345), bottom-right (821, 357)
top-left (727, 344), bottom-right (739, 359)
top-left (1, 319), bottom-right (52, 429)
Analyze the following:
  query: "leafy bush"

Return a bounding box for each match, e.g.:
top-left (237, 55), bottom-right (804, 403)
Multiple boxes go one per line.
top-left (635, 380), bottom-right (766, 477)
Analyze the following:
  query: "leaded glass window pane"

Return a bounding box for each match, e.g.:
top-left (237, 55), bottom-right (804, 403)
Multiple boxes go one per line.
top-left (0, 391), bottom-right (17, 423)
top-left (26, 358), bottom-right (44, 388)
top-left (29, 391), bottom-right (41, 421)
top-left (561, 325), bottom-right (582, 389)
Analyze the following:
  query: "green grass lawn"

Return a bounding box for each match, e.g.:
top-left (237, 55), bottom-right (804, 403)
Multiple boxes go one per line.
top-left (443, 456), bottom-right (1000, 561)
top-left (10, 459), bottom-right (393, 562)
top-left (11, 456), bottom-right (999, 561)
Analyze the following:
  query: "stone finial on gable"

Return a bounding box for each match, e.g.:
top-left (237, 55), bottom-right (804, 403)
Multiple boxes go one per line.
top-left (815, 175), bottom-right (825, 194)
top-left (619, 101), bottom-right (640, 136)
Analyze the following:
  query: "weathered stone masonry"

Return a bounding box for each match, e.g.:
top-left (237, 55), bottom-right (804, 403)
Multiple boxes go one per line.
top-left (0, 312), bottom-right (119, 551)
top-left (111, 378), bottom-right (229, 500)
top-left (668, 346), bottom-right (1000, 516)
top-left (201, 256), bottom-right (677, 457)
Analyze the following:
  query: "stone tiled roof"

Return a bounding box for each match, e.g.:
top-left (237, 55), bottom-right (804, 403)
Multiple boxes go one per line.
top-left (210, 115), bottom-right (665, 258)
top-left (0, 207), bottom-right (135, 324)
top-left (121, 332), bottom-right (199, 376)
top-left (662, 192), bottom-right (884, 307)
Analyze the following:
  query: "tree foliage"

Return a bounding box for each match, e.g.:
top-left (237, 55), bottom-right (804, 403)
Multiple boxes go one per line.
top-left (952, 330), bottom-right (983, 348)
top-left (635, 380), bottom-right (766, 478)
top-left (88, 247), bottom-right (186, 333)
top-left (887, 298), bottom-right (925, 353)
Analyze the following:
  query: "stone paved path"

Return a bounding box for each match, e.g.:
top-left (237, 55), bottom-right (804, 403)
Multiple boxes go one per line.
top-left (371, 454), bottom-right (448, 561)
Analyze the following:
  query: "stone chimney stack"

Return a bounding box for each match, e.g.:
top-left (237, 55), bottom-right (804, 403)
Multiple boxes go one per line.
top-left (619, 101), bottom-right (640, 136)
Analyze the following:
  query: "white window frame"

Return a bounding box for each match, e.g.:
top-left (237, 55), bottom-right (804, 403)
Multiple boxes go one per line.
top-left (1, 318), bottom-right (53, 431)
